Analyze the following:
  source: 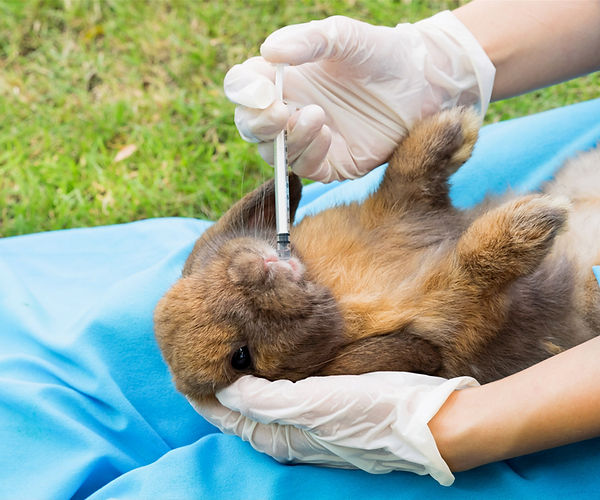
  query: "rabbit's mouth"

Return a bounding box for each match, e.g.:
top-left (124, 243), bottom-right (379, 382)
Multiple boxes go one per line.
top-left (264, 253), bottom-right (304, 281)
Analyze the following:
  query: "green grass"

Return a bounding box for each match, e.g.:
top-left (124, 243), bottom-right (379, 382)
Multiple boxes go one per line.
top-left (1, 0), bottom-right (598, 237)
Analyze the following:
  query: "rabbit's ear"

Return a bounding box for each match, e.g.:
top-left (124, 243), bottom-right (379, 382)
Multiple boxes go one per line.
top-left (217, 172), bottom-right (303, 233)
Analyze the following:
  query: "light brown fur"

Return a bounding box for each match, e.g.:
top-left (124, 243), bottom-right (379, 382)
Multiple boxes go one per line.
top-left (154, 107), bottom-right (600, 403)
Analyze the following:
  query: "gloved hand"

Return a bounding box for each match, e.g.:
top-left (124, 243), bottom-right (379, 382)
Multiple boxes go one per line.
top-left (224, 11), bottom-right (495, 182)
top-left (190, 371), bottom-right (478, 486)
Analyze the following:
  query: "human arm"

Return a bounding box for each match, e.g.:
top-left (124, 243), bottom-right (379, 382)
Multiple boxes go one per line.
top-left (429, 335), bottom-right (600, 471)
top-left (453, 0), bottom-right (600, 101)
top-left (256, 0), bottom-right (600, 104)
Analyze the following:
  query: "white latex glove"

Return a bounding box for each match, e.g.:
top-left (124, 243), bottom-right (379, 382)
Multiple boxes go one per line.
top-left (224, 11), bottom-right (495, 182)
top-left (190, 372), bottom-right (478, 486)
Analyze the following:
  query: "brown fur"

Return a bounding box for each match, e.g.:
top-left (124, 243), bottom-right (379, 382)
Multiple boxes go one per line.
top-left (154, 107), bottom-right (600, 403)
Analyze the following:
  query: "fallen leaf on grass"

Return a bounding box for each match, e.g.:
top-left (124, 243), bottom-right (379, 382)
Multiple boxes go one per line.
top-left (114, 144), bottom-right (137, 162)
top-left (82, 25), bottom-right (104, 43)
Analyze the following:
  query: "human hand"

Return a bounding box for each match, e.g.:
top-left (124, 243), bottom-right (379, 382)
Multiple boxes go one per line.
top-left (224, 12), bottom-right (494, 182)
top-left (190, 371), bottom-right (478, 486)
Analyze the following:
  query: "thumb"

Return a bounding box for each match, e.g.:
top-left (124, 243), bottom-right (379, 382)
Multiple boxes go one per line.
top-left (260, 16), bottom-right (361, 65)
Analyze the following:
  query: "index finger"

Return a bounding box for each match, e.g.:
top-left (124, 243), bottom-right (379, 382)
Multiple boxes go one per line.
top-left (224, 57), bottom-right (276, 109)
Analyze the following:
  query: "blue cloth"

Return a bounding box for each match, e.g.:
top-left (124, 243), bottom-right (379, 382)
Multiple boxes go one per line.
top-left (1, 98), bottom-right (599, 499)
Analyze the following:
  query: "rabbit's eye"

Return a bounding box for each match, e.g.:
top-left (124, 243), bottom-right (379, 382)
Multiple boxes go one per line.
top-left (231, 346), bottom-right (252, 371)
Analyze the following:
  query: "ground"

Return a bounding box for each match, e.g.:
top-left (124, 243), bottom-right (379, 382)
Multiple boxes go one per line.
top-left (1, 0), bottom-right (598, 237)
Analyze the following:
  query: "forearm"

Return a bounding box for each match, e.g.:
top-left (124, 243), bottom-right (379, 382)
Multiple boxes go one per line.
top-left (453, 0), bottom-right (600, 101)
top-left (429, 335), bottom-right (600, 472)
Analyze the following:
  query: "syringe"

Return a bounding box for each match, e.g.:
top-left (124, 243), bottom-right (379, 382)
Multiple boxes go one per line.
top-left (273, 64), bottom-right (291, 261)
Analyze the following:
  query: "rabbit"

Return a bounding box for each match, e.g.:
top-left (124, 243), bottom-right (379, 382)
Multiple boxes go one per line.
top-left (154, 107), bottom-right (600, 404)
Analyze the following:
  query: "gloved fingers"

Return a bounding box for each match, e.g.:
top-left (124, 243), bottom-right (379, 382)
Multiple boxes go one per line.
top-left (286, 110), bottom-right (388, 182)
top-left (260, 16), bottom-right (367, 66)
top-left (289, 125), bottom-right (335, 182)
top-left (194, 394), bottom-right (434, 476)
top-left (257, 140), bottom-right (274, 165)
top-left (217, 374), bottom-right (389, 432)
top-left (217, 376), bottom-right (333, 429)
top-left (284, 104), bottom-right (336, 181)
top-left (217, 373), bottom-right (479, 434)
top-left (188, 395), bottom-right (352, 466)
top-left (224, 56), bottom-right (276, 109)
top-left (295, 130), bottom-right (371, 182)
top-left (189, 396), bottom-right (298, 460)
top-left (252, 423), bottom-right (353, 467)
top-left (255, 104), bottom-right (333, 179)
top-left (187, 396), bottom-right (249, 434)
top-left (234, 100), bottom-right (289, 143)
top-left (286, 104), bottom-right (326, 163)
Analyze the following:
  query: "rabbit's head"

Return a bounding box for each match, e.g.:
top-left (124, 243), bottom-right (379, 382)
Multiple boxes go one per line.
top-left (154, 174), bottom-right (345, 401)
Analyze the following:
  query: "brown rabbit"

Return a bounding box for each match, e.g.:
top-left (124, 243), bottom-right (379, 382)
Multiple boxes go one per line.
top-left (154, 107), bottom-right (600, 403)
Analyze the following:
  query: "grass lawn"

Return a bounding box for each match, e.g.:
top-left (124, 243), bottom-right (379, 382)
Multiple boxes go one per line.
top-left (1, 0), bottom-right (598, 237)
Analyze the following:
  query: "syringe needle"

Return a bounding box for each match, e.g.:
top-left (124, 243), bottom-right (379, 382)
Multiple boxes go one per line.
top-left (273, 64), bottom-right (291, 261)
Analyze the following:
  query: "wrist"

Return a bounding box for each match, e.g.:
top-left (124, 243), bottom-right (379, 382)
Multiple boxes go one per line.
top-left (414, 11), bottom-right (495, 117)
top-left (428, 383), bottom-right (519, 472)
top-left (428, 386), bottom-right (478, 472)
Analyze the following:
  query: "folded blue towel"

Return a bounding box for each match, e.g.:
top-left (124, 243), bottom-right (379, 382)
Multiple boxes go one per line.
top-left (1, 98), bottom-right (599, 499)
